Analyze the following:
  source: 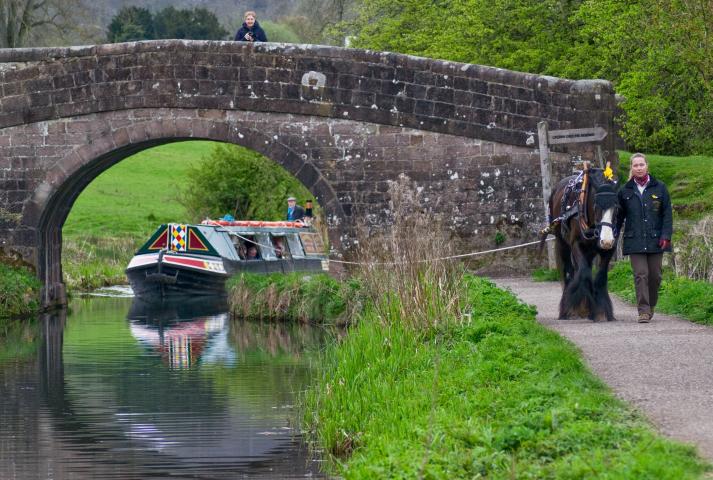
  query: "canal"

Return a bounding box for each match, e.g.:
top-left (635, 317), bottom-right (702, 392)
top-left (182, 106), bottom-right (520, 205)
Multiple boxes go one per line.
top-left (0, 290), bottom-right (326, 479)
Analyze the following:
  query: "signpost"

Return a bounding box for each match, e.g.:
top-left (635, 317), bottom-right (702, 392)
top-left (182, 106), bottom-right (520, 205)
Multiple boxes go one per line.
top-left (547, 126), bottom-right (607, 145)
top-left (538, 122), bottom-right (609, 269)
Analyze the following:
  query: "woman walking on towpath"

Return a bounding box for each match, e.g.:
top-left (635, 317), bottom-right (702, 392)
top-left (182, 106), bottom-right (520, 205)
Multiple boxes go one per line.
top-left (616, 152), bottom-right (673, 323)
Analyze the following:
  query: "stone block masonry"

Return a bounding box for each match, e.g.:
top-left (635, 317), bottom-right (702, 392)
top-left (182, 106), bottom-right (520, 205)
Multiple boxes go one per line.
top-left (0, 41), bottom-right (617, 307)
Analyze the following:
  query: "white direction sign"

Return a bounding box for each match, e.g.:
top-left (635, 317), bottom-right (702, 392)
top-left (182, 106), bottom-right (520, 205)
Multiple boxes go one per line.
top-left (547, 126), bottom-right (607, 145)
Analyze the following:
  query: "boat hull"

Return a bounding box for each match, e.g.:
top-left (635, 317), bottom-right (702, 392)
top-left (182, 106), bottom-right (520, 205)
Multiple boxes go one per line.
top-left (126, 253), bottom-right (230, 299)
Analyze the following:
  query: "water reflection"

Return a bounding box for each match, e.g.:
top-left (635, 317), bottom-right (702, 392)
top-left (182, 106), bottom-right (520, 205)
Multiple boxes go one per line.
top-left (128, 297), bottom-right (232, 369)
top-left (0, 296), bottom-right (325, 479)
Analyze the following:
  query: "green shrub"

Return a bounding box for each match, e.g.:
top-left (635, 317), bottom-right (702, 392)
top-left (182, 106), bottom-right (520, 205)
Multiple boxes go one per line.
top-left (182, 143), bottom-right (315, 221)
top-left (0, 264), bottom-right (41, 318)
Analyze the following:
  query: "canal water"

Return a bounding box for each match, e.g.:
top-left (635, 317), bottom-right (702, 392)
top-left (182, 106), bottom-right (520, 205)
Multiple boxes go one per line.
top-left (0, 291), bottom-right (326, 479)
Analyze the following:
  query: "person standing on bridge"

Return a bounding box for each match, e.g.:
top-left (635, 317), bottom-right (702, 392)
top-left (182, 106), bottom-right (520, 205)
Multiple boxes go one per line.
top-left (234, 11), bottom-right (268, 42)
top-left (616, 152), bottom-right (673, 323)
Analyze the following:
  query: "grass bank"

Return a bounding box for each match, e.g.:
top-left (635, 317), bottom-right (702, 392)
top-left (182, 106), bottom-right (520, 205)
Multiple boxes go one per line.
top-left (227, 272), bottom-right (362, 324)
top-left (303, 274), bottom-right (706, 478)
top-left (0, 264), bottom-right (41, 319)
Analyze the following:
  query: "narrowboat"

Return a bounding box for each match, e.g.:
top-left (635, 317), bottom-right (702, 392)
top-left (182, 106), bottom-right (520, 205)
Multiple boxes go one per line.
top-left (126, 220), bottom-right (329, 299)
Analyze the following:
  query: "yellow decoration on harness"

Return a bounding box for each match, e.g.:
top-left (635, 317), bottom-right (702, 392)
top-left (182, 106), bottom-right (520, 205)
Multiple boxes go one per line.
top-left (603, 165), bottom-right (614, 180)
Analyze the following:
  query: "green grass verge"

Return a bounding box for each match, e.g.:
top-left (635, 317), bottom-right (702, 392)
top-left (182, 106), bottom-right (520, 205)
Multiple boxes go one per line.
top-left (303, 275), bottom-right (707, 478)
top-left (228, 272), bottom-right (362, 324)
top-left (532, 267), bottom-right (560, 282)
top-left (0, 264), bottom-right (41, 318)
top-left (609, 261), bottom-right (713, 325)
top-left (619, 151), bottom-right (713, 220)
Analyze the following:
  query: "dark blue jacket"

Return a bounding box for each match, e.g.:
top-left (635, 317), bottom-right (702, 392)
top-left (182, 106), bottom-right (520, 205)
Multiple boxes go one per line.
top-left (234, 21), bottom-right (267, 42)
top-left (286, 205), bottom-right (305, 221)
top-left (617, 176), bottom-right (673, 255)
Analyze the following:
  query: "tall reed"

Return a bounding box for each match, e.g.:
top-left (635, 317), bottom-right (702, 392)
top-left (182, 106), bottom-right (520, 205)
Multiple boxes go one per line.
top-left (672, 214), bottom-right (713, 282)
top-left (353, 174), bottom-right (465, 331)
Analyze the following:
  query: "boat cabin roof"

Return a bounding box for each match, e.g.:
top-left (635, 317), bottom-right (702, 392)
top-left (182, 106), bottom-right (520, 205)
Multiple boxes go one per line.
top-left (136, 222), bottom-right (325, 261)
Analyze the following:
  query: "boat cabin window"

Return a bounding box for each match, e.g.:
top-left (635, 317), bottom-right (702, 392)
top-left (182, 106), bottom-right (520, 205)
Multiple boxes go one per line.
top-left (272, 236), bottom-right (290, 259)
top-left (233, 235), bottom-right (261, 260)
top-left (286, 234), bottom-right (305, 258)
top-left (255, 233), bottom-right (276, 260)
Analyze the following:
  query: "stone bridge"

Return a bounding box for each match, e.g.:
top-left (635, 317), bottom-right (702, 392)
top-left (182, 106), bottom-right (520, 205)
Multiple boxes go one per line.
top-left (0, 40), bottom-right (618, 307)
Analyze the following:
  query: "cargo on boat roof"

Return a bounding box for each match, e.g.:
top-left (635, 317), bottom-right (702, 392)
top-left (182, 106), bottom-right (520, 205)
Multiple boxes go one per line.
top-left (126, 220), bottom-right (328, 299)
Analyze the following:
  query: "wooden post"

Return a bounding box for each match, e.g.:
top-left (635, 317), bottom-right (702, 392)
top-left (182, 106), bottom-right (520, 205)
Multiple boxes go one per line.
top-left (538, 121), bottom-right (556, 269)
top-left (596, 144), bottom-right (605, 168)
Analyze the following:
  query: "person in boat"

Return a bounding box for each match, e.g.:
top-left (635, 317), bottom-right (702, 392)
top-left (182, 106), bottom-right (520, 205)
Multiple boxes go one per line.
top-left (273, 238), bottom-right (284, 258)
top-left (234, 11), bottom-right (267, 42)
top-left (246, 246), bottom-right (260, 260)
top-left (286, 196), bottom-right (305, 221)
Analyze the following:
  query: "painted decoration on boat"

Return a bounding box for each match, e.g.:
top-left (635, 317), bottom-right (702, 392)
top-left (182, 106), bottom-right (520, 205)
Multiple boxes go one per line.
top-left (148, 227), bottom-right (169, 250)
top-left (170, 224), bottom-right (187, 252)
top-left (136, 225), bottom-right (221, 257)
top-left (188, 229), bottom-right (209, 251)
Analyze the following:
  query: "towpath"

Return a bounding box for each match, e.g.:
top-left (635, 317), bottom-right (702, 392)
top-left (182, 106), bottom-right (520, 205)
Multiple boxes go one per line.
top-left (494, 277), bottom-right (713, 460)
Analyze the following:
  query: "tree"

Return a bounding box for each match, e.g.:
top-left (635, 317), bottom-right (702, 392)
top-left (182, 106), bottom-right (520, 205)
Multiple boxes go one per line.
top-left (283, 0), bottom-right (356, 44)
top-left (181, 144), bottom-right (315, 222)
top-left (339, 0), bottom-right (584, 71)
top-left (153, 7), bottom-right (228, 40)
top-left (106, 6), bottom-right (154, 43)
top-left (0, 0), bottom-right (89, 48)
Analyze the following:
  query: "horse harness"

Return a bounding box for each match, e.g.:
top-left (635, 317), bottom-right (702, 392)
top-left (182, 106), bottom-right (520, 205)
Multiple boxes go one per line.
top-left (541, 167), bottom-right (617, 241)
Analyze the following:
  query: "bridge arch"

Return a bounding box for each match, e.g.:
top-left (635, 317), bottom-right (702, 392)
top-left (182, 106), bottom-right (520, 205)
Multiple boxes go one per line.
top-left (27, 111), bottom-right (345, 306)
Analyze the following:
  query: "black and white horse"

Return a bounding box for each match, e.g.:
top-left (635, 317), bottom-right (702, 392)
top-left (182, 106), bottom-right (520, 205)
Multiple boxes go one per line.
top-left (544, 164), bottom-right (620, 321)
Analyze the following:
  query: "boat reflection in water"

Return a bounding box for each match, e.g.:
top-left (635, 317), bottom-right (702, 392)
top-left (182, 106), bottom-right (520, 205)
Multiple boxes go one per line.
top-left (128, 296), bottom-right (233, 369)
top-left (0, 296), bottom-right (326, 479)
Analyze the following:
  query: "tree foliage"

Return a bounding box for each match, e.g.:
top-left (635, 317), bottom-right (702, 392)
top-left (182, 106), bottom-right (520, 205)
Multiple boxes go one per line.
top-left (181, 143), bottom-right (314, 222)
top-left (107, 7), bottom-right (154, 43)
top-left (107, 6), bottom-right (227, 43)
top-left (258, 20), bottom-right (302, 43)
top-left (154, 7), bottom-right (228, 40)
top-left (337, 0), bottom-right (713, 155)
top-left (284, 0), bottom-right (356, 44)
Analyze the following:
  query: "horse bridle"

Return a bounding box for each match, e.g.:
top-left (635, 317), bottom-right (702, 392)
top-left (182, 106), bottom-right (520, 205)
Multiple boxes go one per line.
top-left (578, 167), bottom-right (618, 241)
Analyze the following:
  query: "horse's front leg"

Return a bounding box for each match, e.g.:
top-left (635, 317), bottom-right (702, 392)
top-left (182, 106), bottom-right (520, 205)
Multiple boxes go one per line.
top-left (561, 241), bottom-right (595, 319)
top-left (593, 248), bottom-right (616, 321)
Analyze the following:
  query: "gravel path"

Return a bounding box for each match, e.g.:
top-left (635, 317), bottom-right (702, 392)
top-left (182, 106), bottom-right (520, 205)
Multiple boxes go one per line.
top-left (494, 277), bottom-right (713, 460)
